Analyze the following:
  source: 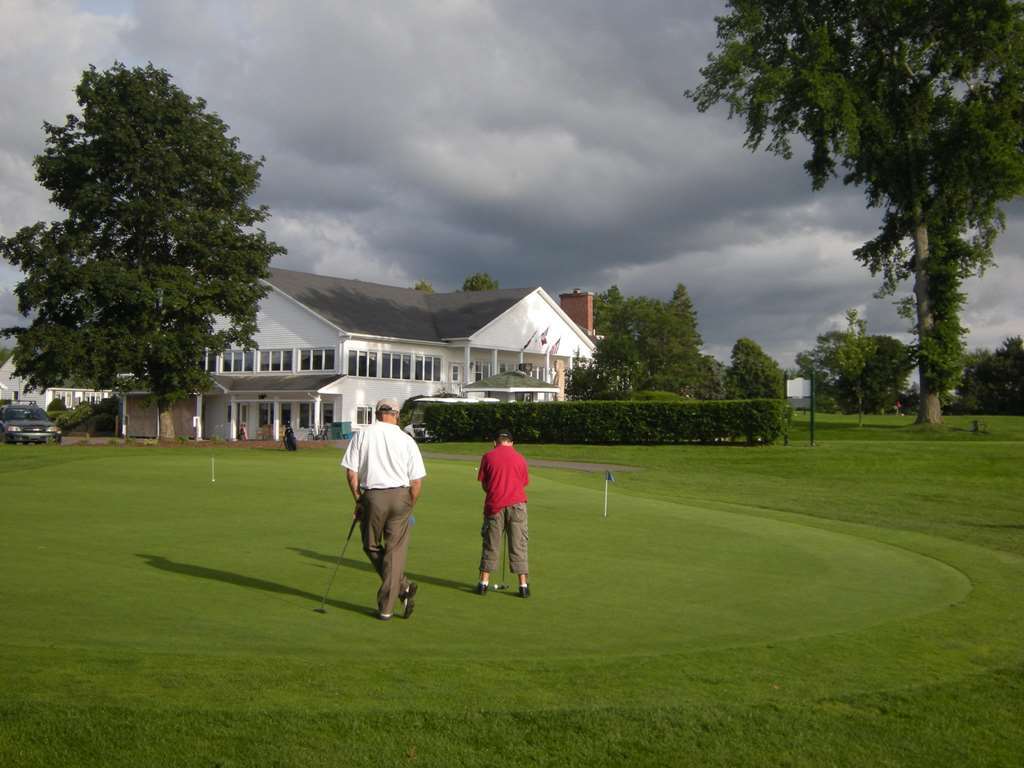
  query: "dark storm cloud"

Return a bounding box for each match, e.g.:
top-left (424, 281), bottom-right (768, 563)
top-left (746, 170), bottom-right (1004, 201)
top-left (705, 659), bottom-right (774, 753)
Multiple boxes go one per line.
top-left (0, 0), bottom-right (1020, 365)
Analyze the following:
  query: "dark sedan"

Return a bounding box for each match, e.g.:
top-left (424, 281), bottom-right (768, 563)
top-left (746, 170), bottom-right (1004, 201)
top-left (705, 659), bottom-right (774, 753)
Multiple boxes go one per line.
top-left (0, 404), bottom-right (62, 444)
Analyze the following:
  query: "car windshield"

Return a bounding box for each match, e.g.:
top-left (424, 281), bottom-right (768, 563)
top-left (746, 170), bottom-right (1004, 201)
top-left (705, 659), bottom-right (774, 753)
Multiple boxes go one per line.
top-left (5, 407), bottom-right (48, 420)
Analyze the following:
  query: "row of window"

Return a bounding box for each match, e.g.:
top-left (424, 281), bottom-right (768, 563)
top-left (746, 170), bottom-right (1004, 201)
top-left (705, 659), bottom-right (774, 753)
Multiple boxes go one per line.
top-left (347, 351), bottom-right (444, 382)
top-left (205, 348), bottom-right (337, 374)
top-left (227, 401), bottom-right (335, 431)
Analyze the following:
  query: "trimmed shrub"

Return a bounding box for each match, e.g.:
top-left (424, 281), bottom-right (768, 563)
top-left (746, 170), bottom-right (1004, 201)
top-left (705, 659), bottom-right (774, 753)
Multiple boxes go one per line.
top-left (47, 398), bottom-right (68, 413)
top-left (91, 413), bottom-right (116, 434)
top-left (55, 402), bottom-right (95, 431)
top-left (424, 399), bottom-right (790, 445)
top-left (630, 390), bottom-right (683, 402)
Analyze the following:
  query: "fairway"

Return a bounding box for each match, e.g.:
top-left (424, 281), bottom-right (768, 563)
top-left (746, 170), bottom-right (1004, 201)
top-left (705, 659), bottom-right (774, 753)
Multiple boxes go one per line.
top-left (2, 437), bottom-right (1023, 767)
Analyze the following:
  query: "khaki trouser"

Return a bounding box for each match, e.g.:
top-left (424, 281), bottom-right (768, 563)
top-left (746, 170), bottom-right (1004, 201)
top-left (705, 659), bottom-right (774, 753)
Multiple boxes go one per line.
top-left (359, 488), bottom-right (413, 615)
top-left (480, 503), bottom-right (528, 574)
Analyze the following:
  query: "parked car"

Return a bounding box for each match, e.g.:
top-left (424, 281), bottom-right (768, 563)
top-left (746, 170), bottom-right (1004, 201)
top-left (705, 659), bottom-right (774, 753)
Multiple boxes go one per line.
top-left (0, 403), bottom-right (62, 444)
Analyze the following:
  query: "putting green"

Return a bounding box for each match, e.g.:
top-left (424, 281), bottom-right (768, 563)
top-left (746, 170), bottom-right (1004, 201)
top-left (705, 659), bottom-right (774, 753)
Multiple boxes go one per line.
top-left (1, 450), bottom-right (969, 666)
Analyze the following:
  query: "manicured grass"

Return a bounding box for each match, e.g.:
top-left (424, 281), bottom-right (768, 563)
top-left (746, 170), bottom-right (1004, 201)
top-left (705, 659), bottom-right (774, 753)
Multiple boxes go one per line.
top-left (1, 419), bottom-right (1023, 766)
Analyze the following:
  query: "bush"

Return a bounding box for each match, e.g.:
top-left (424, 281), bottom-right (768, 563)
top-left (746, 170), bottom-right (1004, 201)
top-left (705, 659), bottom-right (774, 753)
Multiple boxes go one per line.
top-left (47, 398), bottom-right (68, 413)
top-left (630, 390), bottom-right (683, 402)
top-left (55, 402), bottom-right (95, 431)
top-left (423, 399), bottom-right (790, 445)
top-left (91, 413), bottom-right (116, 434)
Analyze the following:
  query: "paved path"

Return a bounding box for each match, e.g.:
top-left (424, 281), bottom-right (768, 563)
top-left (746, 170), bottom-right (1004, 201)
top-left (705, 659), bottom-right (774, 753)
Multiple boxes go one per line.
top-left (422, 452), bottom-right (640, 474)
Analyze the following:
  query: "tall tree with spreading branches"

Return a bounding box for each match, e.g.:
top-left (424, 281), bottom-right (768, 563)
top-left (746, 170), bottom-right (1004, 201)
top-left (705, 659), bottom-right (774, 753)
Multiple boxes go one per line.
top-left (689, 1), bottom-right (1024, 423)
top-left (1, 63), bottom-right (284, 438)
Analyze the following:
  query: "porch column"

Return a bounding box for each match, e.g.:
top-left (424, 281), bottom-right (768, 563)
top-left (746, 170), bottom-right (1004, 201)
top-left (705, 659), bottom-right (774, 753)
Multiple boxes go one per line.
top-left (314, 394), bottom-right (322, 435)
top-left (229, 396), bottom-right (237, 441)
top-left (463, 344), bottom-right (472, 385)
top-left (195, 394), bottom-right (204, 440)
top-left (273, 399), bottom-right (280, 441)
top-left (491, 348), bottom-right (498, 375)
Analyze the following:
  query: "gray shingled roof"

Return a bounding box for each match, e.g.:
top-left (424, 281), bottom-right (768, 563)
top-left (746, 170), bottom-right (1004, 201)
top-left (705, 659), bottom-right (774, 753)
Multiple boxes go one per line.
top-left (463, 370), bottom-right (559, 391)
top-left (265, 268), bottom-right (534, 341)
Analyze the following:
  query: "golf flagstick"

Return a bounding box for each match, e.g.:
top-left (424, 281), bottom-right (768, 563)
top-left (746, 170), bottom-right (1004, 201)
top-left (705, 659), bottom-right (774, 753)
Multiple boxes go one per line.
top-left (315, 516), bottom-right (359, 613)
top-left (603, 470), bottom-right (615, 518)
top-left (211, 454), bottom-right (216, 483)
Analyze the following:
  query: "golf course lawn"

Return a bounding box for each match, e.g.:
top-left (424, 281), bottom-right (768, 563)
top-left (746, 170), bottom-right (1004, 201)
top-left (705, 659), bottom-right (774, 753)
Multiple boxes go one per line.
top-left (1, 416), bottom-right (1023, 767)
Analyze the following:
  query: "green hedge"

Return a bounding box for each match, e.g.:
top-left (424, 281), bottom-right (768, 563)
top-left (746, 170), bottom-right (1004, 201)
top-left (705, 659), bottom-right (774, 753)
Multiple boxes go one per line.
top-left (423, 399), bottom-right (790, 445)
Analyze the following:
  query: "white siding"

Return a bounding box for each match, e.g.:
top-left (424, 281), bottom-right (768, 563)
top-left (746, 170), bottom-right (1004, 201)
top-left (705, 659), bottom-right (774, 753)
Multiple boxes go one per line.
top-left (470, 290), bottom-right (594, 360)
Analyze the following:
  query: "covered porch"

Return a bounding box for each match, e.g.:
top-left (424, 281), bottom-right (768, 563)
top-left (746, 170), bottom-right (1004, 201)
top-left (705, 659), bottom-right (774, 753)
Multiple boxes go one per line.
top-left (205, 373), bottom-right (346, 441)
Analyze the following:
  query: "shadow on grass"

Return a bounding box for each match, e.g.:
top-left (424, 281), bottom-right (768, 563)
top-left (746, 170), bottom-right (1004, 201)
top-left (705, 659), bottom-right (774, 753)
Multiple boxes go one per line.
top-left (135, 554), bottom-right (376, 619)
top-left (287, 547), bottom-right (476, 594)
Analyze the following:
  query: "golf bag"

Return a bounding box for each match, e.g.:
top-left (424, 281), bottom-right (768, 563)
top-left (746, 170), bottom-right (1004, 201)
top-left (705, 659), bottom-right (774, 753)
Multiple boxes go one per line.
top-left (283, 423), bottom-right (298, 451)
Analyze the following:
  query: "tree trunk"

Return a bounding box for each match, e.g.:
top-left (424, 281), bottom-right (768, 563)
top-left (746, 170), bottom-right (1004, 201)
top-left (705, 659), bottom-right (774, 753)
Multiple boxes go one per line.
top-left (158, 401), bottom-right (176, 440)
top-left (912, 219), bottom-right (943, 424)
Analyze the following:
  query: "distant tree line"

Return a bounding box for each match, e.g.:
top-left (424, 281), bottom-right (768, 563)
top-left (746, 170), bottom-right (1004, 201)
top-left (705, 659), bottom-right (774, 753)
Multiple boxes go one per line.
top-left (794, 309), bottom-right (916, 421)
top-left (954, 337), bottom-right (1024, 415)
top-left (565, 284), bottom-right (783, 402)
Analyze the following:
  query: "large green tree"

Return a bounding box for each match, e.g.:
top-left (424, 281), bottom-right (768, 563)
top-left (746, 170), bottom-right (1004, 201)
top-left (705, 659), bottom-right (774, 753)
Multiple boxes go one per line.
top-left (589, 283), bottom-right (706, 396)
top-left (834, 309), bottom-right (878, 425)
top-left (689, 0), bottom-right (1024, 424)
top-left (726, 337), bottom-right (784, 399)
top-left (796, 326), bottom-right (915, 415)
top-left (461, 272), bottom-right (499, 291)
top-left (957, 336), bottom-right (1024, 414)
top-left (0, 63), bottom-right (284, 438)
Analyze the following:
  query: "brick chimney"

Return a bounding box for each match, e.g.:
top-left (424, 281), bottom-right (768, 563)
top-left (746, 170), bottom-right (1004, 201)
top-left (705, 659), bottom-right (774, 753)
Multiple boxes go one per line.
top-left (559, 289), bottom-right (594, 336)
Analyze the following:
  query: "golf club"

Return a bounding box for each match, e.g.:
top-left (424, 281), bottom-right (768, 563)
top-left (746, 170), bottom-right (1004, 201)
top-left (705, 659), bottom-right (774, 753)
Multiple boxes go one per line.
top-left (314, 515), bottom-right (359, 613)
top-left (491, 532), bottom-right (511, 591)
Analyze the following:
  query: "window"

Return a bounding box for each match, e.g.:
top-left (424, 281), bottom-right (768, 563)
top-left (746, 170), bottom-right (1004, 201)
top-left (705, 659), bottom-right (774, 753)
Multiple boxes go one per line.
top-left (222, 350), bottom-right (254, 373)
top-left (410, 355), bottom-right (443, 382)
top-left (356, 406), bottom-right (373, 425)
top-left (401, 353), bottom-right (411, 380)
top-left (472, 362), bottom-right (491, 382)
top-left (202, 352), bottom-right (218, 372)
top-left (381, 352), bottom-right (403, 379)
top-left (323, 403), bottom-right (334, 424)
top-left (258, 403), bottom-right (272, 427)
top-left (301, 348), bottom-right (336, 371)
top-left (347, 350), bottom-right (379, 377)
top-left (260, 349), bottom-right (294, 372)
top-left (281, 403), bottom-right (292, 426)
top-left (299, 403), bottom-right (311, 429)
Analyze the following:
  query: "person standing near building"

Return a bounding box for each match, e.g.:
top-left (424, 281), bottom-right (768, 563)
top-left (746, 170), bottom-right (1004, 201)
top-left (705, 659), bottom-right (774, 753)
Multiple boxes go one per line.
top-left (476, 430), bottom-right (530, 598)
top-left (341, 398), bottom-right (426, 620)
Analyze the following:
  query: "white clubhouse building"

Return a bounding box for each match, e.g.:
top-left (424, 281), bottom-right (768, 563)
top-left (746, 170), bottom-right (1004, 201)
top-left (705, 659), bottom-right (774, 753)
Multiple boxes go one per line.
top-left (124, 268), bottom-right (596, 440)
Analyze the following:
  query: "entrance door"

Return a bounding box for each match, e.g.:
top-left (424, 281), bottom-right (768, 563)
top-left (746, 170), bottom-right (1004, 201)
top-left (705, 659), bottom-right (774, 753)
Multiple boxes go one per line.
top-left (239, 404), bottom-right (250, 439)
top-left (450, 364), bottom-right (461, 392)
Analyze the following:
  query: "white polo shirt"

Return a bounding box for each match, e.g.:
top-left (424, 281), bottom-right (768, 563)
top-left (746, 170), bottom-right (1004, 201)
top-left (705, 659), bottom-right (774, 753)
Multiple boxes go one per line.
top-left (341, 421), bottom-right (427, 490)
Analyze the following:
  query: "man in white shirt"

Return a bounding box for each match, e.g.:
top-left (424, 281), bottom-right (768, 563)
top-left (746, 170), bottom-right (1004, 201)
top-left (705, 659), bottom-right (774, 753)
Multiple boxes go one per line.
top-left (341, 398), bottom-right (427, 620)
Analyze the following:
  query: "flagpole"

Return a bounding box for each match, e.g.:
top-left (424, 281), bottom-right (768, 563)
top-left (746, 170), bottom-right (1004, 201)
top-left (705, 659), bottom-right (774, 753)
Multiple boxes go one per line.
top-left (603, 475), bottom-right (608, 519)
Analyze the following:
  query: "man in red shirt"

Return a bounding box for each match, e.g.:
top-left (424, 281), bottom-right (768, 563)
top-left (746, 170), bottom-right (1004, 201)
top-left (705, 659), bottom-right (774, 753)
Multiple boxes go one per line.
top-left (476, 429), bottom-right (530, 597)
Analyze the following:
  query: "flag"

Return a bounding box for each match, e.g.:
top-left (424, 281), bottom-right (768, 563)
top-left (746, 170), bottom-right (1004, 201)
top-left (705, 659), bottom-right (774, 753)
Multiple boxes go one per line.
top-left (540, 327), bottom-right (550, 346)
top-left (550, 337), bottom-right (561, 355)
top-left (605, 470), bottom-right (615, 484)
top-left (521, 330), bottom-right (537, 351)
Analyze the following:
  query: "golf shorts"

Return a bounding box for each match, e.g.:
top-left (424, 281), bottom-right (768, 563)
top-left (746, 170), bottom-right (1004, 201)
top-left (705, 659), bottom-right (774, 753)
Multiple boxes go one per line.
top-left (480, 503), bottom-right (528, 574)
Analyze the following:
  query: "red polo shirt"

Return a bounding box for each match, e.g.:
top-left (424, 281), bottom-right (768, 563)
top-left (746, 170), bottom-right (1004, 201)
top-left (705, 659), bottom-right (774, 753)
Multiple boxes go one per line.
top-left (478, 444), bottom-right (529, 516)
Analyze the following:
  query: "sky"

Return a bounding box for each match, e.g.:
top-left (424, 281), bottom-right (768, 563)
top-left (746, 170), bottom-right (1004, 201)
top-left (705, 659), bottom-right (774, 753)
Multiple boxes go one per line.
top-left (1, 0), bottom-right (1021, 367)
